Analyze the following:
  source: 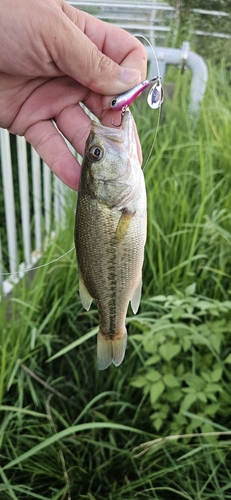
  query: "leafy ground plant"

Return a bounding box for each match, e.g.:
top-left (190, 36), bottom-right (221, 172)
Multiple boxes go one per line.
top-left (130, 283), bottom-right (231, 434)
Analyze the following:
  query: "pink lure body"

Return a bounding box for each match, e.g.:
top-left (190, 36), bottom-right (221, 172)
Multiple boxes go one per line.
top-left (110, 77), bottom-right (159, 111)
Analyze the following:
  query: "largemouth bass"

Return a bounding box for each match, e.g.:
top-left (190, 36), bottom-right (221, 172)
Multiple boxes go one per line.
top-left (75, 109), bottom-right (147, 370)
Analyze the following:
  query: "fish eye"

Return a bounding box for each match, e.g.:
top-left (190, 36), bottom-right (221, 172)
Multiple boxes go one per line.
top-left (89, 146), bottom-right (103, 160)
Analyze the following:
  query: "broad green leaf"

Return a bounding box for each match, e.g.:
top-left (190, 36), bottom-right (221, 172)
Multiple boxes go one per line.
top-left (186, 418), bottom-right (201, 433)
top-left (174, 413), bottom-right (187, 427)
top-left (201, 371), bottom-right (211, 383)
top-left (153, 295), bottom-right (167, 302)
top-left (185, 283), bottom-right (196, 296)
top-left (182, 387), bottom-right (197, 394)
top-left (208, 393), bottom-right (217, 402)
top-left (176, 363), bottom-right (185, 376)
top-left (206, 403), bottom-right (220, 417)
top-left (159, 343), bottom-right (181, 361)
top-left (145, 354), bottom-right (161, 365)
top-left (184, 374), bottom-right (205, 391)
top-left (224, 353), bottom-right (231, 364)
top-left (166, 388), bottom-right (182, 403)
top-left (172, 306), bottom-right (184, 321)
top-left (153, 416), bottom-right (163, 431)
top-left (221, 391), bottom-right (230, 403)
top-left (150, 380), bottom-right (165, 405)
top-left (143, 384), bottom-right (150, 396)
top-left (159, 404), bottom-right (169, 418)
top-left (145, 370), bottom-right (161, 383)
top-left (211, 367), bottom-right (223, 382)
top-left (131, 376), bottom-right (147, 388)
top-left (196, 300), bottom-right (215, 311)
top-left (201, 423), bottom-right (217, 441)
top-left (143, 338), bottom-right (157, 354)
top-left (180, 393), bottom-right (197, 412)
top-left (182, 337), bottom-right (191, 352)
top-left (210, 333), bottom-right (223, 352)
top-left (197, 391), bottom-right (207, 403)
top-left (163, 373), bottom-right (180, 388)
top-left (205, 383), bottom-right (223, 393)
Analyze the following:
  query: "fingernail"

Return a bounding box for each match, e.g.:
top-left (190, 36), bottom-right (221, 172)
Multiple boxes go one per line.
top-left (119, 67), bottom-right (141, 85)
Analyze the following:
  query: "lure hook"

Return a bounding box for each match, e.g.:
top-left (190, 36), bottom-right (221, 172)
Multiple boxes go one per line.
top-left (110, 106), bottom-right (127, 127)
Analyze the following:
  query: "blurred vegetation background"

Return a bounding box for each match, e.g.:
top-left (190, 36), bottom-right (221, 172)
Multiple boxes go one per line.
top-left (1, 2), bottom-right (231, 499)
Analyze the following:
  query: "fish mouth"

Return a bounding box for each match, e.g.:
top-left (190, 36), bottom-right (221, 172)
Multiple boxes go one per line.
top-left (91, 109), bottom-right (135, 151)
top-left (87, 109), bottom-right (140, 169)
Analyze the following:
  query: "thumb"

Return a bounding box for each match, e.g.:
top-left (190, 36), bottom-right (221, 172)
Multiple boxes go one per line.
top-left (48, 6), bottom-right (145, 95)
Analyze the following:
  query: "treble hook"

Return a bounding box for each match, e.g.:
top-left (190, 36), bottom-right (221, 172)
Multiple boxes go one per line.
top-left (110, 106), bottom-right (127, 127)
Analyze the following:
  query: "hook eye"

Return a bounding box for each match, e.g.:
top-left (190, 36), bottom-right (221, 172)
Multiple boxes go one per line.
top-left (89, 145), bottom-right (103, 160)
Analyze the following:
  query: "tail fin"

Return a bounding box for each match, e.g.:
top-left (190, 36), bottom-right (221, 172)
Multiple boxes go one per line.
top-left (97, 330), bottom-right (127, 370)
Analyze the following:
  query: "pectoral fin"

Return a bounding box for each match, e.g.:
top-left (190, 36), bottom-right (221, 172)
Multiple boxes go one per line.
top-left (130, 278), bottom-right (142, 314)
top-left (79, 272), bottom-right (93, 311)
top-left (115, 209), bottom-right (135, 243)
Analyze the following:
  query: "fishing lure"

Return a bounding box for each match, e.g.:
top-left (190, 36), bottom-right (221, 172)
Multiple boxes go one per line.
top-left (147, 77), bottom-right (164, 109)
top-left (110, 76), bottom-right (164, 112)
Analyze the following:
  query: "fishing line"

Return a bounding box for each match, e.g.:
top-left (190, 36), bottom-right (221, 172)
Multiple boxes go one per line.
top-left (1, 246), bottom-right (75, 277)
top-left (129, 33), bottom-right (163, 171)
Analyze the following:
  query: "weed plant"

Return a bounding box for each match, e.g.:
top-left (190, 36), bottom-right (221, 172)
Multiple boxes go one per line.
top-left (1, 60), bottom-right (231, 499)
top-left (139, 59), bottom-right (231, 300)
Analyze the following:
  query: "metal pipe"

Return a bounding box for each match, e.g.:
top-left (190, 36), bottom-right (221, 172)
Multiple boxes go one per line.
top-left (146, 46), bottom-right (208, 114)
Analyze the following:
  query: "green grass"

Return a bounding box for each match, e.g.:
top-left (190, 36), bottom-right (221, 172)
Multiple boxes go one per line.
top-left (1, 59), bottom-right (231, 499)
top-left (138, 59), bottom-right (231, 300)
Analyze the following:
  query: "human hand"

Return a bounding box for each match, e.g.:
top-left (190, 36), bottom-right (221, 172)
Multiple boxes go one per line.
top-left (0, 0), bottom-right (147, 190)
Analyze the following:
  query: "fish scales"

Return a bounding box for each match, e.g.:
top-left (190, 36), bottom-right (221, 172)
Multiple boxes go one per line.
top-left (75, 110), bottom-right (147, 370)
